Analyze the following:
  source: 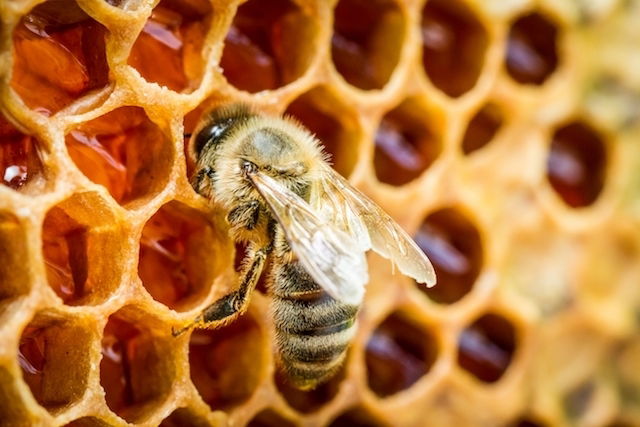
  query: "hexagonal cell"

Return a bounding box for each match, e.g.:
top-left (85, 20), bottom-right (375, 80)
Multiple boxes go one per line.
top-left (285, 87), bottom-right (361, 177)
top-left (64, 417), bottom-right (112, 427)
top-left (159, 408), bottom-right (210, 427)
top-left (457, 313), bottom-right (516, 383)
top-left (329, 406), bottom-right (390, 427)
top-left (373, 98), bottom-right (443, 186)
top-left (563, 381), bottom-right (595, 421)
top-left (506, 12), bottom-right (559, 85)
top-left (365, 311), bottom-right (438, 398)
top-left (331, 0), bottom-right (405, 90)
top-left (247, 409), bottom-right (297, 427)
top-left (546, 121), bottom-right (607, 208)
top-left (42, 193), bottom-right (123, 305)
top-left (18, 314), bottom-right (92, 412)
top-left (275, 363), bottom-right (345, 413)
top-left (0, 213), bottom-right (30, 307)
top-left (414, 208), bottom-right (483, 304)
top-left (461, 102), bottom-right (503, 155)
top-left (100, 308), bottom-right (175, 423)
top-left (127, 0), bottom-right (212, 92)
top-left (11, 0), bottom-right (109, 115)
top-left (421, 0), bottom-right (488, 97)
top-left (0, 113), bottom-right (45, 191)
top-left (65, 106), bottom-right (173, 206)
top-left (189, 314), bottom-right (264, 411)
top-left (508, 418), bottom-right (549, 427)
top-left (220, 0), bottom-right (317, 93)
top-left (139, 201), bottom-right (228, 311)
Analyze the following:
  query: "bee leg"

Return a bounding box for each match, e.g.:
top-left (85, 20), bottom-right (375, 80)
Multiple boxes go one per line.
top-left (227, 200), bottom-right (260, 230)
top-left (193, 166), bottom-right (215, 193)
top-left (172, 246), bottom-right (267, 337)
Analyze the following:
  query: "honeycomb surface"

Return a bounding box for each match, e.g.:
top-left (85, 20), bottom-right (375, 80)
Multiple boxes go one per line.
top-left (0, 0), bottom-right (639, 426)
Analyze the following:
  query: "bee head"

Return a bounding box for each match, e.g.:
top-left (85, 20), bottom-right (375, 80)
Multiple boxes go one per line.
top-left (191, 104), bottom-right (253, 160)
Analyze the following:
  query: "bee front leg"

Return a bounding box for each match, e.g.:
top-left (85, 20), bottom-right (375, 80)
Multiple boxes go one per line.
top-left (227, 200), bottom-right (260, 230)
top-left (172, 246), bottom-right (267, 336)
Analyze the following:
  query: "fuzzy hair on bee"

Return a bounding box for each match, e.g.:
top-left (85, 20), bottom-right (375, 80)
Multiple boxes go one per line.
top-left (174, 104), bottom-right (436, 390)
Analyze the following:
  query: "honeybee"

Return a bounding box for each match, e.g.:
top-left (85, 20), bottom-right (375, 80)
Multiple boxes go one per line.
top-left (174, 105), bottom-right (436, 390)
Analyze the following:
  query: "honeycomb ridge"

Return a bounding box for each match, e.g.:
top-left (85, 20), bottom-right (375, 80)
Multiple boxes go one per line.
top-left (0, 0), bottom-right (639, 426)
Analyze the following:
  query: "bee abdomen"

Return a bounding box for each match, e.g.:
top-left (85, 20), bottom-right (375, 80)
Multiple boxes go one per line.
top-left (271, 263), bottom-right (359, 389)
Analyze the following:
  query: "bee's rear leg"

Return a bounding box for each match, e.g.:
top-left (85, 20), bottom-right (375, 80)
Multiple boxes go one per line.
top-left (172, 246), bottom-right (267, 336)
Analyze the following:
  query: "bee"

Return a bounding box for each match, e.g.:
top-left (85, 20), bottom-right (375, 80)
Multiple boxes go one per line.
top-left (173, 105), bottom-right (436, 390)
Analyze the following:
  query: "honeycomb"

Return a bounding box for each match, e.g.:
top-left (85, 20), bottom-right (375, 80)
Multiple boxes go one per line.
top-left (1, 0), bottom-right (639, 425)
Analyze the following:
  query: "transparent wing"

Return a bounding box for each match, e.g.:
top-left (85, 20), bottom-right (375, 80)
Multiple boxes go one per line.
top-left (248, 170), bottom-right (368, 305)
top-left (318, 165), bottom-right (436, 287)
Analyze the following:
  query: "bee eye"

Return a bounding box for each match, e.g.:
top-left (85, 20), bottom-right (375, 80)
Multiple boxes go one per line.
top-left (193, 117), bottom-right (234, 158)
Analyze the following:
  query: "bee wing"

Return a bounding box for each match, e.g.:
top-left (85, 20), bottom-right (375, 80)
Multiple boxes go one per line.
top-left (318, 166), bottom-right (436, 287)
top-left (248, 170), bottom-right (369, 305)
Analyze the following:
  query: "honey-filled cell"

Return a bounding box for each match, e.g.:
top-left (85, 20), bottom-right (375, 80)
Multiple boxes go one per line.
top-left (247, 409), bottom-right (297, 427)
top-left (100, 309), bottom-right (175, 423)
top-left (365, 311), bottom-right (438, 398)
top-left (414, 208), bottom-right (483, 304)
top-left (373, 98), bottom-right (443, 186)
top-left (329, 406), bottom-right (390, 427)
top-left (546, 121), bottom-right (607, 208)
top-left (18, 315), bottom-right (92, 412)
top-left (139, 201), bottom-right (229, 311)
top-left (0, 114), bottom-right (45, 191)
top-left (462, 102), bottom-right (503, 155)
top-left (159, 408), bottom-right (210, 427)
top-left (275, 363), bottom-right (345, 414)
top-left (42, 193), bottom-right (123, 305)
top-left (11, 0), bottom-right (109, 115)
top-left (220, 0), bottom-right (317, 93)
top-left (506, 12), bottom-right (559, 85)
top-left (285, 87), bottom-right (361, 178)
top-left (65, 106), bottom-right (173, 206)
top-left (457, 313), bottom-right (517, 383)
top-left (128, 0), bottom-right (212, 92)
top-left (189, 314), bottom-right (264, 411)
top-left (421, 0), bottom-right (488, 97)
top-left (332, 0), bottom-right (405, 90)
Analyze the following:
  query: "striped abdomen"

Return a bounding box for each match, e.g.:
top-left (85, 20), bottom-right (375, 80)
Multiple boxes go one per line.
top-left (271, 262), bottom-right (359, 390)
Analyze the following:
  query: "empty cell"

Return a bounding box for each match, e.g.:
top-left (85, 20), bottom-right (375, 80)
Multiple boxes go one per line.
top-left (247, 409), bottom-right (297, 427)
top-left (220, 0), bottom-right (317, 93)
top-left (506, 13), bottom-right (559, 85)
top-left (42, 193), bottom-right (123, 305)
top-left (159, 408), bottom-right (210, 427)
top-left (461, 102), bottom-right (503, 155)
top-left (0, 213), bottom-right (30, 305)
top-left (329, 406), bottom-right (390, 427)
top-left (100, 310), bottom-right (175, 423)
top-left (18, 315), bottom-right (92, 412)
top-left (275, 364), bottom-right (344, 413)
top-left (285, 88), bottom-right (360, 177)
top-left (373, 99), bottom-right (443, 186)
top-left (414, 208), bottom-right (483, 304)
top-left (65, 107), bottom-right (173, 205)
top-left (0, 114), bottom-right (44, 191)
top-left (546, 121), bottom-right (607, 208)
top-left (332, 0), bottom-right (405, 90)
top-left (128, 0), bottom-right (212, 92)
top-left (11, 0), bottom-right (109, 115)
top-left (189, 314), bottom-right (263, 410)
top-left (457, 313), bottom-right (516, 383)
top-left (139, 201), bottom-right (227, 311)
top-left (365, 311), bottom-right (438, 398)
top-left (421, 0), bottom-right (488, 97)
